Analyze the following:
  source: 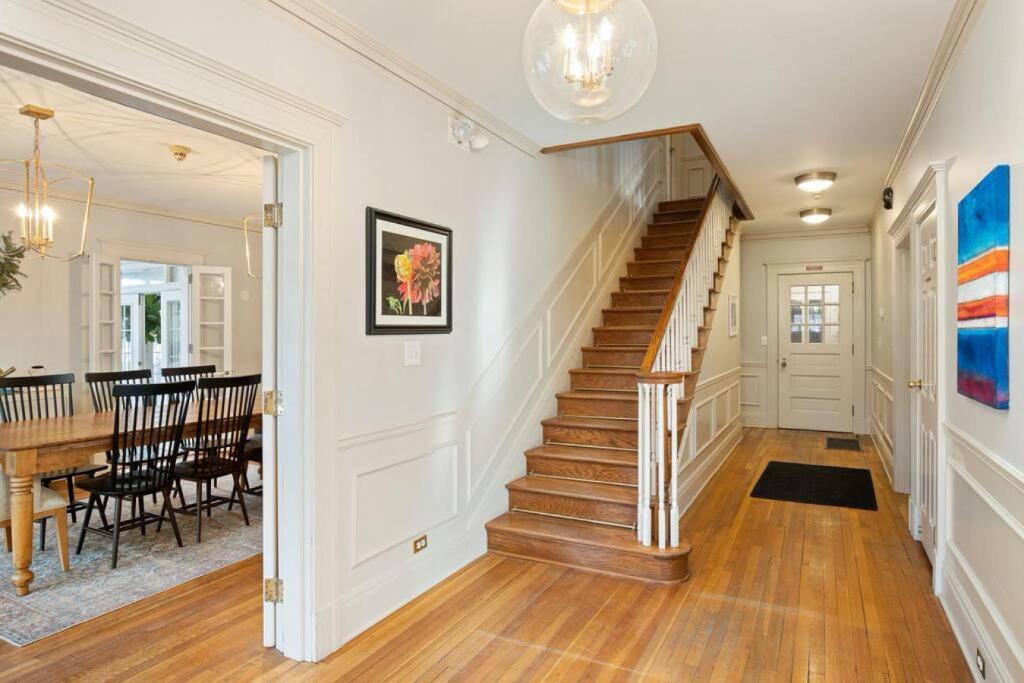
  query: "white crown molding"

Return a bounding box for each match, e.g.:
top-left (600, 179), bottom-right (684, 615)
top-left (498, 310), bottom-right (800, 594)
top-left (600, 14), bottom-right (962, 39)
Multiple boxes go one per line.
top-left (739, 223), bottom-right (869, 242)
top-left (266, 0), bottom-right (541, 158)
top-left (0, 181), bottom-right (259, 233)
top-left (872, 0), bottom-right (986, 226)
top-left (22, 0), bottom-right (346, 129)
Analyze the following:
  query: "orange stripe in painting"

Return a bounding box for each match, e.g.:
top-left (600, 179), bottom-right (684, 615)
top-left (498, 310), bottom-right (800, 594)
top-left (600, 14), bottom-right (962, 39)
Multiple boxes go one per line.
top-left (958, 249), bottom-right (1009, 284)
top-left (957, 295), bottom-right (1009, 320)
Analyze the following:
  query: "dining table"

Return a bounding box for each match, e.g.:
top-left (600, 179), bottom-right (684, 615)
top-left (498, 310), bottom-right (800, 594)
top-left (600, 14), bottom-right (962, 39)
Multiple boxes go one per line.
top-left (0, 406), bottom-right (262, 596)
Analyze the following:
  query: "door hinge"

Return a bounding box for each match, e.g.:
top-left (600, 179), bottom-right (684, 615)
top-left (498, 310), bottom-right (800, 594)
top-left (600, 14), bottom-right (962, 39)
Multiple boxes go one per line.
top-left (263, 577), bottom-right (283, 603)
top-left (852, 405), bottom-right (855, 416)
top-left (263, 389), bottom-right (284, 416)
top-left (188, 343), bottom-right (193, 354)
top-left (263, 202), bottom-right (283, 229)
top-left (188, 273), bottom-right (193, 285)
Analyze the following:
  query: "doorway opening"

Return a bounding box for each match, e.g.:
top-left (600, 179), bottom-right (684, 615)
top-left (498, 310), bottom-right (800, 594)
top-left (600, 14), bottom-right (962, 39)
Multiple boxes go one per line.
top-left (0, 61), bottom-right (276, 649)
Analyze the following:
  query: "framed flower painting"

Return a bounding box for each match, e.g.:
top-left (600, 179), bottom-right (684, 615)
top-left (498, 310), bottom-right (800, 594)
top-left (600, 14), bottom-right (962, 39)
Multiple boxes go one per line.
top-left (366, 207), bottom-right (453, 334)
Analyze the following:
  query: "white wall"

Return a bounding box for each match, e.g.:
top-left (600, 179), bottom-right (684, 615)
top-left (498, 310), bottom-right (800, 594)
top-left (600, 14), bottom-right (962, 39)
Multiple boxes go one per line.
top-left (738, 232), bottom-right (870, 430)
top-left (870, 1), bottom-right (1024, 678)
top-left (0, 189), bottom-right (262, 402)
top-left (35, 0), bottom-right (680, 659)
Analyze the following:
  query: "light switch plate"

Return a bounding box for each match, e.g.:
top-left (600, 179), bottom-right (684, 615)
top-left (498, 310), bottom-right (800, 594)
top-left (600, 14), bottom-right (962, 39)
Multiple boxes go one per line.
top-left (760, 336), bottom-right (768, 347)
top-left (404, 341), bottom-right (421, 366)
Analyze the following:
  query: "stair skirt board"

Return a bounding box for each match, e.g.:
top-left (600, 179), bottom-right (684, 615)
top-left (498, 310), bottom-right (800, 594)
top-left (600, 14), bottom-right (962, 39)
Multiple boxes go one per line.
top-left (485, 189), bottom-right (736, 583)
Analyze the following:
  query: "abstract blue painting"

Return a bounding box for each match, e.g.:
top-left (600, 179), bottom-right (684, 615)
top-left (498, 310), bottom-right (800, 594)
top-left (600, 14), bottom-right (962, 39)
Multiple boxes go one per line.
top-left (957, 165), bottom-right (1010, 409)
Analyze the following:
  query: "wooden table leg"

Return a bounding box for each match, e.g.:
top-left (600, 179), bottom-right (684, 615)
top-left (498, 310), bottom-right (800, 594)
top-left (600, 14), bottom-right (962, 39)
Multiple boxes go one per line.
top-left (9, 475), bottom-right (35, 596)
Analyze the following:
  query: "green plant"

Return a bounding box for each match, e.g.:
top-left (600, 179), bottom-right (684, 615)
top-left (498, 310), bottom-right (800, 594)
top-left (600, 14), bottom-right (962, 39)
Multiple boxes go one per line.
top-left (0, 231), bottom-right (27, 297)
top-left (143, 293), bottom-right (161, 344)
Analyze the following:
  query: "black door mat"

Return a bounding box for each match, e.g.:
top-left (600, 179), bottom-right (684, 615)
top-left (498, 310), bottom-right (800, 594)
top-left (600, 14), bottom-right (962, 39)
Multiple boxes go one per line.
top-left (751, 461), bottom-right (878, 511)
top-left (826, 436), bottom-right (862, 452)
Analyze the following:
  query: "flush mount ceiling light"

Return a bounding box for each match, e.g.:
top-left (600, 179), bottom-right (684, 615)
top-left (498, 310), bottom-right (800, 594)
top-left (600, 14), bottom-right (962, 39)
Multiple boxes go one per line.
top-left (794, 171), bottom-right (837, 194)
top-left (1, 104), bottom-right (94, 260)
top-left (523, 0), bottom-right (658, 124)
top-left (800, 208), bottom-right (832, 225)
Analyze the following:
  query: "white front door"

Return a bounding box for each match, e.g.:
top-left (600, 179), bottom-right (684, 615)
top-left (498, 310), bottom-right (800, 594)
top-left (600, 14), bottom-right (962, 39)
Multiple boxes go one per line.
top-left (912, 209), bottom-right (939, 565)
top-left (778, 273), bottom-right (854, 432)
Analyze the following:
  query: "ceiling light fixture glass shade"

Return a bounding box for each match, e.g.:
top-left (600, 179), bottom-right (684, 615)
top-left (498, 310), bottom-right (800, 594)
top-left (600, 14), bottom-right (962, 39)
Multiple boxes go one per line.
top-left (523, 0), bottom-right (658, 124)
top-left (1, 105), bottom-right (94, 259)
top-left (794, 171), bottom-right (837, 193)
top-left (800, 208), bottom-right (832, 225)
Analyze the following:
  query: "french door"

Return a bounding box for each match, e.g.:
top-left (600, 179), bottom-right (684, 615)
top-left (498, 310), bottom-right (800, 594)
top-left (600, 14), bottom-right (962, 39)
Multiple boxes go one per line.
top-left (189, 266), bottom-right (232, 374)
top-left (911, 207), bottom-right (939, 565)
top-left (777, 272), bottom-right (854, 432)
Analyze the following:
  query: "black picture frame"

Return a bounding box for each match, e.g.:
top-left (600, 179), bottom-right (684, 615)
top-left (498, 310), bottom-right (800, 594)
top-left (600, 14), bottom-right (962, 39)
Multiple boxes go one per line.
top-left (366, 207), bottom-right (453, 335)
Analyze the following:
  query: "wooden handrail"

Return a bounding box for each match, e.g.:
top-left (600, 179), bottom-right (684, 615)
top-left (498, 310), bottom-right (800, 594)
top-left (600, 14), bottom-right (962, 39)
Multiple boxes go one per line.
top-left (638, 177), bottom-right (721, 375)
top-left (540, 123), bottom-right (753, 221)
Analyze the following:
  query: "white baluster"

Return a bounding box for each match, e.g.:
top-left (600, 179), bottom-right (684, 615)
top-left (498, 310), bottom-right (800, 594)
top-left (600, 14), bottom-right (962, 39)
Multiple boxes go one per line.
top-left (656, 384), bottom-right (666, 549)
top-left (669, 382), bottom-right (680, 547)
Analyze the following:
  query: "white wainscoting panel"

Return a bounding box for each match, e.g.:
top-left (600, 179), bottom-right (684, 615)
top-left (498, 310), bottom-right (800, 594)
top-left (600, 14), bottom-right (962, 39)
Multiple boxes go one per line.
top-left (868, 367), bottom-right (895, 485)
top-left (676, 368), bottom-right (744, 515)
top-left (943, 424), bottom-right (1024, 682)
top-left (319, 138), bottom-right (667, 656)
top-left (740, 361), bottom-right (768, 427)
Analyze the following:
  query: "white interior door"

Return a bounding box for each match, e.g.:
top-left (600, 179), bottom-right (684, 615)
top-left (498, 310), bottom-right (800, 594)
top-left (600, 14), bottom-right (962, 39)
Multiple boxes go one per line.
top-left (119, 293), bottom-right (143, 370)
top-left (160, 289), bottom-right (187, 371)
top-left (261, 155), bottom-right (279, 647)
top-left (778, 272), bottom-right (854, 432)
top-left (90, 254), bottom-right (121, 373)
top-left (912, 210), bottom-right (939, 565)
top-left (190, 266), bottom-right (232, 374)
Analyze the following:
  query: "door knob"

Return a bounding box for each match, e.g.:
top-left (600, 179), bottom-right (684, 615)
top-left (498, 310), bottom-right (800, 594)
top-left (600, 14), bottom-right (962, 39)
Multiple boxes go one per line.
top-left (780, 359), bottom-right (788, 369)
top-left (907, 379), bottom-right (923, 389)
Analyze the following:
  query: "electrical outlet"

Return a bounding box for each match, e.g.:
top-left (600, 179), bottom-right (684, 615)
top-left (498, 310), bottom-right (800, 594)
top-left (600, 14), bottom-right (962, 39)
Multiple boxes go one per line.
top-left (413, 534), bottom-right (428, 553)
top-left (976, 648), bottom-right (986, 678)
top-left (760, 335), bottom-right (768, 347)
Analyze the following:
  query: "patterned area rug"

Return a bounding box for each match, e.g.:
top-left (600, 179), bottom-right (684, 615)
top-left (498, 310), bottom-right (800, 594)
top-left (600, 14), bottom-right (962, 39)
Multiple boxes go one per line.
top-left (0, 476), bottom-right (261, 646)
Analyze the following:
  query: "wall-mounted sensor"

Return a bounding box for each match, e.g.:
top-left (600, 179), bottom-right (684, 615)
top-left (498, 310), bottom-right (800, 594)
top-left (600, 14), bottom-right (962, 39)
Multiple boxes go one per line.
top-left (882, 187), bottom-right (894, 210)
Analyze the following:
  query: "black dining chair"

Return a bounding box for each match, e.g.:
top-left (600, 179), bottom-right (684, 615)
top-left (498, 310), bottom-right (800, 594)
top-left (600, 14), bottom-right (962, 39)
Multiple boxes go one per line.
top-left (84, 369), bottom-right (152, 412)
top-left (172, 374), bottom-right (260, 543)
top-left (0, 373), bottom-right (106, 549)
top-left (161, 365), bottom-right (217, 383)
top-left (75, 380), bottom-right (194, 568)
top-left (240, 428), bottom-right (263, 496)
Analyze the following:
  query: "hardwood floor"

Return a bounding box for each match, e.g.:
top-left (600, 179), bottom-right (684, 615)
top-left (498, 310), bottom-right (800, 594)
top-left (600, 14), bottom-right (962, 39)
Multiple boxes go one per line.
top-left (0, 428), bottom-right (971, 681)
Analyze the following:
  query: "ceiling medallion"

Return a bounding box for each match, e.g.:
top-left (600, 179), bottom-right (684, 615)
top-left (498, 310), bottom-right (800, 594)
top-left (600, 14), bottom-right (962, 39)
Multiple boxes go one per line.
top-left (1, 104), bottom-right (94, 260)
top-left (523, 0), bottom-right (657, 124)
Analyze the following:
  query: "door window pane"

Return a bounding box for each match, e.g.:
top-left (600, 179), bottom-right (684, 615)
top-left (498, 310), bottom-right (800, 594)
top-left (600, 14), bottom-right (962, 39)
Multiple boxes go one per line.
top-left (790, 305), bottom-right (804, 324)
top-left (824, 304), bottom-right (839, 324)
top-left (824, 285), bottom-right (840, 303)
top-left (808, 325), bottom-right (823, 343)
top-left (824, 325), bottom-right (841, 345)
top-left (790, 325), bottom-right (803, 343)
top-left (790, 286), bottom-right (805, 304)
top-left (807, 306), bottom-right (822, 324)
top-left (807, 285), bottom-right (823, 304)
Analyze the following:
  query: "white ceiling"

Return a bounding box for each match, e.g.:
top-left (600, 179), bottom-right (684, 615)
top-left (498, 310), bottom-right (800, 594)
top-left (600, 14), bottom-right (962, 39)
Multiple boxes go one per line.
top-left (0, 65), bottom-right (263, 226)
top-left (323, 0), bottom-right (955, 233)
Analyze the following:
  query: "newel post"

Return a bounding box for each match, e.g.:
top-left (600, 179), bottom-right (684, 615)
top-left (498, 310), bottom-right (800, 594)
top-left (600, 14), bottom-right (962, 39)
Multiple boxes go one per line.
top-left (636, 371), bottom-right (684, 549)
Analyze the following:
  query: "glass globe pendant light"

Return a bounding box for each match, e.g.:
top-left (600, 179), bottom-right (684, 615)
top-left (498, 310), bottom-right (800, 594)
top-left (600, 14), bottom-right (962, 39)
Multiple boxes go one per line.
top-left (523, 0), bottom-right (658, 124)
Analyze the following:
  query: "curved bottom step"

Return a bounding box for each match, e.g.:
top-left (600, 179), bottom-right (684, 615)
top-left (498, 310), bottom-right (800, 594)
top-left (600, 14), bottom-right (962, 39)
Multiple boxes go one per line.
top-left (486, 511), bottom-right (691, 583)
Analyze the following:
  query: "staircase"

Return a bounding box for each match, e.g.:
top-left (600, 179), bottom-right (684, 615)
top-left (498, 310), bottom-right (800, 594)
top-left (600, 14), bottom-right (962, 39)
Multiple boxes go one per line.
top-left (486, 187), bottom-right (738, 583)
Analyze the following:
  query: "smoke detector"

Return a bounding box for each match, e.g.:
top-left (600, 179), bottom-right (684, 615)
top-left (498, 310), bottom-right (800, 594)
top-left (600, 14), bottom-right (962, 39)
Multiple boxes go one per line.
top-left (169, 144), bottom-right (193, 162)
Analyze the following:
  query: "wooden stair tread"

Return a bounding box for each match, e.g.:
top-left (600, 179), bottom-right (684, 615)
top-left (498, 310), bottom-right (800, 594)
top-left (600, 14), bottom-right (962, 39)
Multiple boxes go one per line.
top-left (592, 325), bottom-right (655, 332)
top-left (525, 444), bottom-right (636, 466)
top-left (556, 390), bottom-right (636, 404)
top-left (541, 415), bottom-right (637, 431)
top-left (569, 367), bottom-right (640, 377)
top-left (580, 345), bottom-right (647, 351)
top-left (507, 476), bottom-right (636, 503)
top-left (487, 512), bottom-right (690, 558)
top-left (615, 289), bottom-right (670, 295)
top-left (627, 259), bottom-right (681, 266)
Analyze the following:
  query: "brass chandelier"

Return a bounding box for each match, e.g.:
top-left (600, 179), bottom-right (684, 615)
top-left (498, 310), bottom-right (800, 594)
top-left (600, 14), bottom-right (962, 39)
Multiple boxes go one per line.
top-left (1, 104), bottom-right (94, 259)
